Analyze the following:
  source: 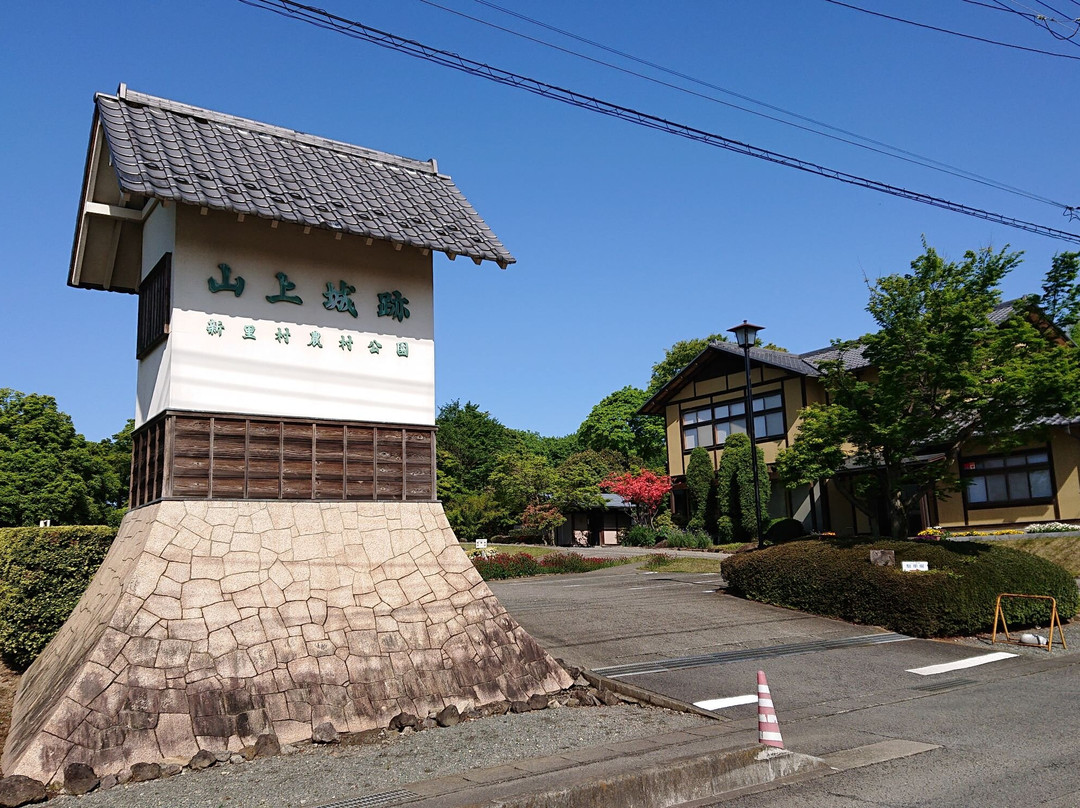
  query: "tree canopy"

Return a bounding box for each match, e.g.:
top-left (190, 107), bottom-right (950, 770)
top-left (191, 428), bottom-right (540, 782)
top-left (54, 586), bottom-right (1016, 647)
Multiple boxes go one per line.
top-left (776, 243), bottom-right (1080, 538)
top-left (576, 386), bottom-right (665, 468)
top-left (0, 390), bottom-right (129, 527)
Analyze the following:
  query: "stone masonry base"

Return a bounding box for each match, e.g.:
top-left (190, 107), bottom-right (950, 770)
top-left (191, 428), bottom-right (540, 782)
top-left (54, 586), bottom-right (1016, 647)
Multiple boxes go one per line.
top-left (1, 501), bottom-right (572, 784)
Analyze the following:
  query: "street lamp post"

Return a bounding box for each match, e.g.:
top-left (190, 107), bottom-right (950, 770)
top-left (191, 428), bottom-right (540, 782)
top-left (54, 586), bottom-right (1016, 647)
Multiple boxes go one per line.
top-left (728, 320), bottom-right (766, 550)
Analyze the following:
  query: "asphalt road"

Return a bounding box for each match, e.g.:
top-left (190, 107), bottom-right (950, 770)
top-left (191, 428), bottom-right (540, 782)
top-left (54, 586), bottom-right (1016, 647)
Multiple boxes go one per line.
top-left (491, 565), bottom-right (1080, 807)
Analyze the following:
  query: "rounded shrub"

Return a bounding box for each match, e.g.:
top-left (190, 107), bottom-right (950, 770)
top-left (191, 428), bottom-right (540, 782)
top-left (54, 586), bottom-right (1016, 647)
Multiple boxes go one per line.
top-left (720, 539), bottom-right (1079, 638)
top-left (622, 525), bottom-right (657, 547)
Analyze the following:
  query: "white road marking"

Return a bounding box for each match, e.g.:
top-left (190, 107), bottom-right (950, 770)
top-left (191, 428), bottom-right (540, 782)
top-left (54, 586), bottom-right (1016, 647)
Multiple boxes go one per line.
top-left (694, 694), bottom-right (758, 710)
top-left (906, 651), bottom-right (1018, 676)
top-left (609, 669), bottom-right (669, 678)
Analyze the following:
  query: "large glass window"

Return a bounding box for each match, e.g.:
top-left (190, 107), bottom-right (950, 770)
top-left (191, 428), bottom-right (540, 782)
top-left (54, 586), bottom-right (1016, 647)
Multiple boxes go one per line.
top-left (962, 449), bottom-right (1053, 507)
top-left (681, 392), bottom-right (784, 451)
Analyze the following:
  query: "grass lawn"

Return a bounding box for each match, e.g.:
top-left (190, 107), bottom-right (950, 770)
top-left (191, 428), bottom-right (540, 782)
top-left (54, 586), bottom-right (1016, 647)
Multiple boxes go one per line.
top-left (1010, 536), bottom-right (1080, 576)
top-left (640, 553), bottom-right (725, 574)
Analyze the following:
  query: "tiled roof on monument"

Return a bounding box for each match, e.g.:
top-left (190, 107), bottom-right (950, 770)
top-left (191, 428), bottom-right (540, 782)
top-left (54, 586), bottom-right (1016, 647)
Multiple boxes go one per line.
top-left (94, 85), bottom-right (515, 267)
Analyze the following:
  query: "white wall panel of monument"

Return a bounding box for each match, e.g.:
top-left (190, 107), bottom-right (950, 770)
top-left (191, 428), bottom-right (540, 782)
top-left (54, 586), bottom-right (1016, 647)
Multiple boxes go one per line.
top-left (136, 205), bottom-right (435, 428)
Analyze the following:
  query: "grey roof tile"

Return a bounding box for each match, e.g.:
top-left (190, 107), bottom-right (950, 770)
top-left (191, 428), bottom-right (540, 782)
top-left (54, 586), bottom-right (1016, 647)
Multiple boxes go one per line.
top-left (94, 87), bottom-right (515, 266)
top-left (707, 341), bottom-right (822, 376)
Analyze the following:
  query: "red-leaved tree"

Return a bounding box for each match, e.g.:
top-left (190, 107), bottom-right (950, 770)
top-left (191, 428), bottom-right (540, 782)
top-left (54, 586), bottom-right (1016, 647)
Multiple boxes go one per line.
top-left (602, 469), bottom-right (671, 528)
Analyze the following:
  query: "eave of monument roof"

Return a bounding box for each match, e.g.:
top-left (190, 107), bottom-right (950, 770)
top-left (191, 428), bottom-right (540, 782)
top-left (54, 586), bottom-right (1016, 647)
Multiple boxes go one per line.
top-left (93, 86), bottom-right (515, 267)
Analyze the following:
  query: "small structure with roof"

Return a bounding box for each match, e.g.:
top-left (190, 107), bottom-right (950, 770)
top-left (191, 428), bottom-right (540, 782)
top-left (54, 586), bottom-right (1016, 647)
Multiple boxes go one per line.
top-left (555, 493), bottom-right (633, 547)
top-left (3, 87), bottom-right (571, 785)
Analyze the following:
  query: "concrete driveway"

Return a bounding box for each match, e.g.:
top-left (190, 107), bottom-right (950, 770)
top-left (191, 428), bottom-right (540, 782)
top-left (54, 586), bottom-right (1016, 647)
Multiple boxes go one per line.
top-left (490, 563), bottom-right (1080, 806)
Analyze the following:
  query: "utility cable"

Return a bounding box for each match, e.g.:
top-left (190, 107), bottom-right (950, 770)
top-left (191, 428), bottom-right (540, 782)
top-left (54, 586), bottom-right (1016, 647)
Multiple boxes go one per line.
top-left (411, 0), bottom-right (1069, 209)
top-left (985, 0), bottom-right (1080, 44)
top-left (821, 0), bottom-right (1080, 59)
top-left (235, 0), bottom-right (1080, 244)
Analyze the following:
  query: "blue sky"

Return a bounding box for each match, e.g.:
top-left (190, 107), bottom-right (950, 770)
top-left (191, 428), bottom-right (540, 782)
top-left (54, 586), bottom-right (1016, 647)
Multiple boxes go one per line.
top-left (2, 1), bottom-right (1078, 441)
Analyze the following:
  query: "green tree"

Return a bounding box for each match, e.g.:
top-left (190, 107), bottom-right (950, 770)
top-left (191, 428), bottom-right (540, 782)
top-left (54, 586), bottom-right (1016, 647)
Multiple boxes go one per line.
top-left (488, 450), bottom-right (558, 515)
top-left (646, 334), bottom-right (729, 398)
top-left (510, 430), bottom-right (580, 467)
top-left (444, 491), bottom-right (509, 542)
top-left (577, 386), bottom-right (665, 467)
top-left (553, 449), bottom-right (627, 512)
top-left (684, 447), bottom-right (714, 533)
top-left (0, 390), bottom-right (125, 527)
top-left (436, 400), bottom-right (518, 498)
top-left (777, 244), bottom-right (1080, 538)
top-left (1038, 251), bottom-right (1080, 333)
top-left (715, 433), bottom-right (770, 540)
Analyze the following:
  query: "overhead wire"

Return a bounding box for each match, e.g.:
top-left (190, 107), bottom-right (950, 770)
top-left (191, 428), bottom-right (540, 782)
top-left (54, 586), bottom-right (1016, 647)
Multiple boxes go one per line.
top-left (410, 0), bottom-right (1069, 209)
top-left (982, 0), bottom-right (1080, 43)
top-left (234, 0), bottom-right (1080, 244)
top-left (820, 0), bottom-right (1080, 59)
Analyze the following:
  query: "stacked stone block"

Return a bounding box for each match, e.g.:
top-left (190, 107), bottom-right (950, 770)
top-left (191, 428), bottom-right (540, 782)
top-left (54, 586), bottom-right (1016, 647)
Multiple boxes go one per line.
top-left (2, 501), bottom-right (571, 784)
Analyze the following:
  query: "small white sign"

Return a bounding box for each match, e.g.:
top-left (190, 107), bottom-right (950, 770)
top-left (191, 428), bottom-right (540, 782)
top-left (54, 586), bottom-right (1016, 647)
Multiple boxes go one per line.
top-left (475, 539), bottom-right (488, 550)
top-left (902, 561), bottom-right (929, 572)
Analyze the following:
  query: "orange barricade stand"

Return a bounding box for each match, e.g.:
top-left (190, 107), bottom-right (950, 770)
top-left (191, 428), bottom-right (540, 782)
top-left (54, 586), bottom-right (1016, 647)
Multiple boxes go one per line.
top-left (991, 593), bottom-right (1067, 653)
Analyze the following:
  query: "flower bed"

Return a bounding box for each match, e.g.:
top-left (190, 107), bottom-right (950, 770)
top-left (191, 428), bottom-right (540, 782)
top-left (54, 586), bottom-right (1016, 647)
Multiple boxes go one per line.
top-left (471, 552), bottom-right (624, 580)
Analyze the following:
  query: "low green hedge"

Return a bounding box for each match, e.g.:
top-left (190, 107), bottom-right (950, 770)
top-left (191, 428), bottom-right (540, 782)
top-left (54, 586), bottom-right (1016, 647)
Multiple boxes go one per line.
top-left (472, 552), bottom-right (624, 580)
top-left (721, 539), bottom-right (1079, 638)
top-left (0, 526), bottom-right (116, 670)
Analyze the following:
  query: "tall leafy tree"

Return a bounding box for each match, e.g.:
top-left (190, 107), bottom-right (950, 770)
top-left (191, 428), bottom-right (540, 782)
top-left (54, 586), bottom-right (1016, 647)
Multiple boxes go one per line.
top-left (553, 449), bottom-right (627, 512)
top-left (0, 390), bottom-right (126, 527)
top-left (777, 244), bottom-right (1080, 538)
top-left (436, 400), bottom-right (518, 496)
top-left (1038, 251), bottom-right (1080, 333)
top-left (577, 386), bottom-right (665, 467)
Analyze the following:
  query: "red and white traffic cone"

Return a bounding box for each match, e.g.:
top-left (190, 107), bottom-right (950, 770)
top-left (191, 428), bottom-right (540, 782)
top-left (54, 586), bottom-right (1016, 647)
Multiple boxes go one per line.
top-left (757, 670), bottom-right (784, 749)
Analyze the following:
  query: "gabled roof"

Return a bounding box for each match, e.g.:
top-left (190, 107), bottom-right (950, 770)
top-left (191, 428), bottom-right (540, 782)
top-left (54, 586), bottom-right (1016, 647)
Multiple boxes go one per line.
top-left (70, 85), bottom-right (515, 292)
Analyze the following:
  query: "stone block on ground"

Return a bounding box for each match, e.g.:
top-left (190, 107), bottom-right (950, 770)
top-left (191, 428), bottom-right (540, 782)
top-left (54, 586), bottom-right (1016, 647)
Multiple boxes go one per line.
top-left (435, 705), bottom-right (460, 727)
top-left (189, 750), bottom-right (216, 770)
top-left (311, 722), bottom-right (339, 744)
top-left (0, 775), bottom-right (46, 807)
top-left (128, 762), bottom-right (161, 783)
top-left (62, 763), bottom-right (98, 796)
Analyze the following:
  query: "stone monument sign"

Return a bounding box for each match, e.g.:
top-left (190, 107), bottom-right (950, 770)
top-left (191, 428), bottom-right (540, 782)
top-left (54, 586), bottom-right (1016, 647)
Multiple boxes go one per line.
top-left (2, 86), bottom-right (570, 784)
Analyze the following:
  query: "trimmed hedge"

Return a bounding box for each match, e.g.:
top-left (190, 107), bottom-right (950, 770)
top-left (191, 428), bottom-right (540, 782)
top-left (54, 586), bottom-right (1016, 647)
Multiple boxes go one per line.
top-left (0, 526), bottom-right (116, 670)
top-left (721, 539), bottom-right (1079, 638)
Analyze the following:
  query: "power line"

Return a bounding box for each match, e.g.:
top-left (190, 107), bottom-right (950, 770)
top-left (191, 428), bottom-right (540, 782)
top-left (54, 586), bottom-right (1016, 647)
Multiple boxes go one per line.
top-left (235, 0), bottom-right (1080, 244)
top-left (821, 0), bottom-right (1080, 59)
top-left (411, 0), bottom-right (1069, 209)
top-left (979, 0), bottom-right (1080, 44)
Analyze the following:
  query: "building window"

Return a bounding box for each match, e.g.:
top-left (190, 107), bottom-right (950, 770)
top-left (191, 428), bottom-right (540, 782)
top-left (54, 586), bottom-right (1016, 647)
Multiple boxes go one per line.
top-left (681, 392), bottom-right (784, 451)
top-left (962, 449), bottom-right (1053, 507)
top-left (137, 252), bottom-right (172, 358)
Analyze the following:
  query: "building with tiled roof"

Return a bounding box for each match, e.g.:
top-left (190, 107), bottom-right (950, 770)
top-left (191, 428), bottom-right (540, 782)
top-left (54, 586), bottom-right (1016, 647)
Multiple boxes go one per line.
top-left (640, 301), bottom-right (1080, 536)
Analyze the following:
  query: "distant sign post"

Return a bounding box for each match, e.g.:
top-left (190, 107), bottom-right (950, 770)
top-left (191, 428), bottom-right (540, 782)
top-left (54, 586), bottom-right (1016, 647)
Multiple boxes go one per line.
top-left (475, 539), bottom-right (488, 550)
top-left (902, 561), bottom-right (929, 572)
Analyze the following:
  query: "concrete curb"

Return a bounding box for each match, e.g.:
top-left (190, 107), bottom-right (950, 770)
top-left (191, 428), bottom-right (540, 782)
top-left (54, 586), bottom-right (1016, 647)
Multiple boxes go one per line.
top-left (580, 669), bottom-right (725, 721)
top-left (445, 746), bottom-right (827, 808)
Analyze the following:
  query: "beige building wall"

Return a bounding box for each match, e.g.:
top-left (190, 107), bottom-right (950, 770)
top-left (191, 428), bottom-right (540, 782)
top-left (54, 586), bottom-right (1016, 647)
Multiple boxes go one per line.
top-left (936, 429), bottom-right (1080, 528)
